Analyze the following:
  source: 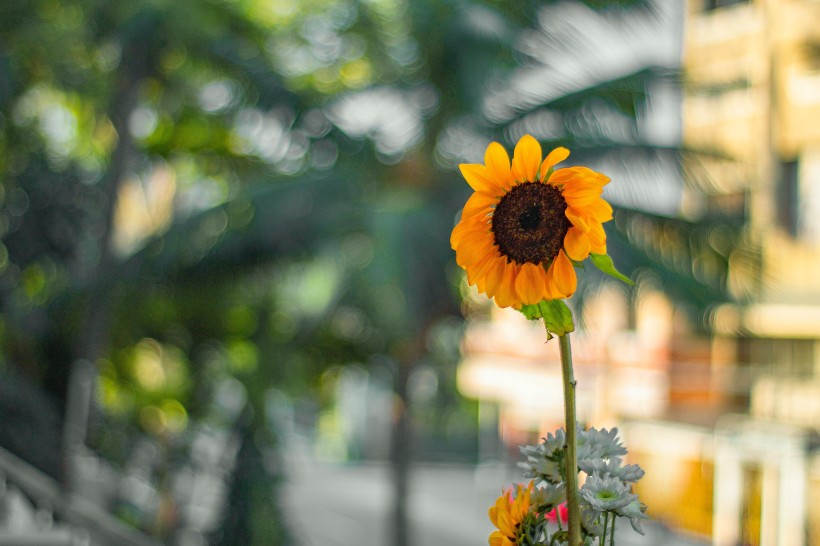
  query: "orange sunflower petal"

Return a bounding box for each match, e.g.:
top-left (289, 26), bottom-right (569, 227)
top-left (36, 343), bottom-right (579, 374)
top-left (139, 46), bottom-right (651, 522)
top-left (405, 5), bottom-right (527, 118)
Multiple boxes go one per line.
top-left (484, 142), bottom-right (513, 189)
top-left (565, 206), bottom-right (591, 232)
top-left (515, 263), bottom-right (548, 305)
top-left (591, 240), bottom-right (607, 255)
top-left (477, 255), bottom-right (505, 297)
top-left (539, 147), bottom-right (570, 180)
top-left (495, 509), bottom-right (514, 537)
top-left (561, 181), bottom-right (603, 208)
top-left (450, 217), bottom-right (488, 250)
top-left (489, 531), bottom-right (512, 546)
top-left (574, 166), bottom-right (610, 185)
top-left (459, 164), bottom-right (506, 196)
top-left (488, 506), bottom-right (499, 528)
top-left (560, 165), bottom-right (610, 183)
top-left (493, 262), bottom-right (520, 308)
top-left (586, 197), bottom-right (613, 223)
top-left (466, 252), bottom-right (493, 288)
top-left (550, 167), bottom-right (609, 188)
top-left (564, 226), bottom-right (591, 262)
top-left (545, 271), bottom-right (564, 300)
top-left (510, 134), bottom-right (542, 183)
top-left (493, 493), bottom-right (509, 516)
top-left (461, 191), bottom-right (498, 220)
top-left (549, 250), bottom-right (577, 297)
top-left (588, 221), bottom-right (607, 254)
top-left (455, 232), bottom-right (494, 267)
top-left (513, 483), bottom-right (532, 521)
top-left (470, 251), bottom-right (503, 292)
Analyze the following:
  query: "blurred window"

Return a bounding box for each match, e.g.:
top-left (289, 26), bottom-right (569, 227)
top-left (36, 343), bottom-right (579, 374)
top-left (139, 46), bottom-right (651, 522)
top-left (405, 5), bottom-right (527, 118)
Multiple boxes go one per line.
top-left (778, 157), bottom-right (799, 237)
top-left (702, 0), bottom-right (750, 11)
top-left (738, 337), bottom-right (815, 376)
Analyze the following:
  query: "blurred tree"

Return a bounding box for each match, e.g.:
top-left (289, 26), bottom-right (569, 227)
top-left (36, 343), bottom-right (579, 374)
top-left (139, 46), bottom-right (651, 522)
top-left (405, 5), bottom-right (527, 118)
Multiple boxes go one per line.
top-left (0, 0), bottom-right (317, 541)
top-left (464, 0), bottom-right (740, 323)
top-left (0, 0), bottom-right (739, 544)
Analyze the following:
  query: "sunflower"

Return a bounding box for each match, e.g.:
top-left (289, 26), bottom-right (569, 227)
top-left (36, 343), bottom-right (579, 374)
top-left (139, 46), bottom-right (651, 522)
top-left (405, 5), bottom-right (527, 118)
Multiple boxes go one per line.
top-left (450, 134), bottom-right (613, 309)
top-left (488, 481), bottom-right (534, 546)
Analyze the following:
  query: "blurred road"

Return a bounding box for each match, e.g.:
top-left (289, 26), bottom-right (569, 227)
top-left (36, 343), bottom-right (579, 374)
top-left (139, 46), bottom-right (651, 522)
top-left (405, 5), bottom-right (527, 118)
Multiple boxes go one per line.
top-left (282, 459), bottom-right (498, 545)
top-left (280, 453), bottom-right (708, 546)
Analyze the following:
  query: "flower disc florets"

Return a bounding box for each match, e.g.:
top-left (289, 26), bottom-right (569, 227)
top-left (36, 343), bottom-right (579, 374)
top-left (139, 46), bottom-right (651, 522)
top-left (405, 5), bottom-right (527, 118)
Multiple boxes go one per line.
top-left (492, 182), bottom-right (571, 265)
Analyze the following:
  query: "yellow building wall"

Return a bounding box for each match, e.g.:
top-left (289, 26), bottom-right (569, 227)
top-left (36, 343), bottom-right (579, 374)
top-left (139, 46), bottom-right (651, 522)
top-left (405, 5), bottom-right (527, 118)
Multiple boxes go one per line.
top-left (631, 449), bottom-right (714, 538)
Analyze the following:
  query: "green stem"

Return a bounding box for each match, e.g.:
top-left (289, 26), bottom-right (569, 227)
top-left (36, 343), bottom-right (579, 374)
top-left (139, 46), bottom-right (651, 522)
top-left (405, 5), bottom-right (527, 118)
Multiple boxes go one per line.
top-left (609, 511), bottom-right (616, 545)
top-left (601, 512), bottom-right (609, 546)
top-left (558, 332), bottom-right (582, 546)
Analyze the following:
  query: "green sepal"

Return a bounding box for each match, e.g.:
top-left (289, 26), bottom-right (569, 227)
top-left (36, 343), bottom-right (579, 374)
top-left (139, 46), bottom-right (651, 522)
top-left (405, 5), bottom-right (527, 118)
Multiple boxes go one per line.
top-left (590, 253), bottom-right (634, 285)
top-left (549, 530), bottom-right (569, 546)
top-left (541, 167), bottom-right (554, 182)
top-left (519, 299), bottom-right (575, 339)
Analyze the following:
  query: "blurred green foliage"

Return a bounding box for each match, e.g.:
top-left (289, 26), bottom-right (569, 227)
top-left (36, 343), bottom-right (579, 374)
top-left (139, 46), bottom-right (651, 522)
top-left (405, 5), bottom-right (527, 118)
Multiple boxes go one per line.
top-left (0, 0), bottom-right (738, 543)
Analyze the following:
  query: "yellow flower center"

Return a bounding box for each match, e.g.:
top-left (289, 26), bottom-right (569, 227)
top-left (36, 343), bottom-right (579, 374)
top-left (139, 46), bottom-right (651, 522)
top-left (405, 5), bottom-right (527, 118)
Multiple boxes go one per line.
top-left (491, 182), bottom-right (570, 265)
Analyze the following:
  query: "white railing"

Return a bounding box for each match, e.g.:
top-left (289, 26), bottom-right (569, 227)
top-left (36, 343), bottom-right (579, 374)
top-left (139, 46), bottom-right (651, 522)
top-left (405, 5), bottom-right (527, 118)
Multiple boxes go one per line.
top-left (0, 445), bottom-right (160, 546)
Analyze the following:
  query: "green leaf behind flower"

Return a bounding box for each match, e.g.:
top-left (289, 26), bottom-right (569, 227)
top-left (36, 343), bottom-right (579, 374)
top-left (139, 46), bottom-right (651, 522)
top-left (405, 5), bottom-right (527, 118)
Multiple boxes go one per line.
top-left (519, 300), bottom-right (575, 339)
top-left (590, 253), bottom-right (634, 285)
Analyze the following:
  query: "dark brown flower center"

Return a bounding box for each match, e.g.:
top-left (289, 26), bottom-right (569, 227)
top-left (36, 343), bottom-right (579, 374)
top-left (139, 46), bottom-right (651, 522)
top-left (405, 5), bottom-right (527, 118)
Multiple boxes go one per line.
top-left (491, 182), bottom-right (570, 265)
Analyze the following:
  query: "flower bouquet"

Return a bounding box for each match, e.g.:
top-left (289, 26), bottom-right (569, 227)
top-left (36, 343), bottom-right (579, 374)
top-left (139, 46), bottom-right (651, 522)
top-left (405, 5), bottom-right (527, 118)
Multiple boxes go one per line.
top-left (451, 135), bottom-right (647, 545)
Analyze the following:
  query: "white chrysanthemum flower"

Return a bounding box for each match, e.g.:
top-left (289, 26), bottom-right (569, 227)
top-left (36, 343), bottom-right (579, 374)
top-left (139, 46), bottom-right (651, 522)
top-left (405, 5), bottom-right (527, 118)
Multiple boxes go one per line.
top-left (519, 436), bottom-right (565, 484)
top-left (542, 429), bottom-right (566, 456)
top-left (617, 500), bottom-right (649, 535)
top-left (580, 506), bottom-right (605, 537)
top-left (578, 456), bottom-right (621, 476)
top-left (519, 450), bottom-right (563, 484)
top-left (617, 463), bottom-right (645, 483)
top-left (579, 474), bottom-right (637, 513)
top-left (578, 457), bottom-right (645, 483)
top-left (530, 482), bottom-right (566, 513)
top-left (577, 427), bottom-right (628, 461)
